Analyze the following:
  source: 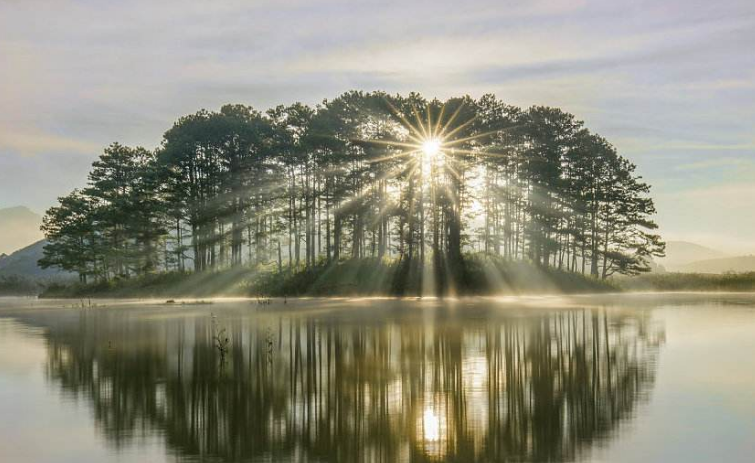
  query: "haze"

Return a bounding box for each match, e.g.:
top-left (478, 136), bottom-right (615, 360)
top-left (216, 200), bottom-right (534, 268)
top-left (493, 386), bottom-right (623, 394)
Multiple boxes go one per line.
top-left (1, 0), bottom-right (754, 253)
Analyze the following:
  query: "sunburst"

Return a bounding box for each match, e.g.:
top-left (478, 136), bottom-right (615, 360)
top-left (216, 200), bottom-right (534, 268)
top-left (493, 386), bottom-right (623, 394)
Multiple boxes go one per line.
top-left (420, 137), bottom-right (443, 174)
top-left (370, 101), bottom-right (471, 176)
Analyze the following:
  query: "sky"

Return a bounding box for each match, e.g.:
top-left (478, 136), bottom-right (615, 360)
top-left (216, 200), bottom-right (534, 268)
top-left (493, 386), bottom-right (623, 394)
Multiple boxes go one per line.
top-left (1, 0), bottom-right (754, 253)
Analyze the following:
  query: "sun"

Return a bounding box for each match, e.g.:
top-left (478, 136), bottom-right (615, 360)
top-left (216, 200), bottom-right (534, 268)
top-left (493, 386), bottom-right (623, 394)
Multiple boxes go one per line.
top-left (357, 101), bottom-right (482, 178)
top-left (422, 138), bottom-right (441, 158)
top-left (420, 137), bottom-right (443, 173)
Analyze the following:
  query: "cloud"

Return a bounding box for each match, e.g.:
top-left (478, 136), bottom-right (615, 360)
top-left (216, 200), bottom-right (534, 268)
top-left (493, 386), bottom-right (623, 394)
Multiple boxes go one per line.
top-left (633, 141), bottom-right (755, 153)
top-left (0, 128), bottom-right (99, 157)
top-left (0, 0), bottom-right (753, 247)
top-left (675, 157), bottom-right (755, 171)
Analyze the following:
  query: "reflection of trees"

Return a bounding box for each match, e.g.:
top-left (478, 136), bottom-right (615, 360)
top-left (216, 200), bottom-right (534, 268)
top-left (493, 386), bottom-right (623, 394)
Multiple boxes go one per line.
top-left (44, 309), bottom-right (664, 462)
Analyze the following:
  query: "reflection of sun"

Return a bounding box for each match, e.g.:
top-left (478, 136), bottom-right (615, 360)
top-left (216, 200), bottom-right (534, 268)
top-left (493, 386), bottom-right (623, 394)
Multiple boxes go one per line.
top-left (419, 401), bottom-right (448, 459)
top-left (423, 408), bottom-right (441, 441)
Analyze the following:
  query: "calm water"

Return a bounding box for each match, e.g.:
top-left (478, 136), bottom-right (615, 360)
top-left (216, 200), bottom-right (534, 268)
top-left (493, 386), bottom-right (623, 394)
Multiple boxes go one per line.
top-left (1, 294), bottom-right (754, 462)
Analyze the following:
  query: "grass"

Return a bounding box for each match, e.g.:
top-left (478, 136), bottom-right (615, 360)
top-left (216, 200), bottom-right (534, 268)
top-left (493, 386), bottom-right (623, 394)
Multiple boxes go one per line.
top-left (40, 267), bottom-right (258, 298)
top-left (33, 262), bottom-right (755, 299)
top-left (617, 272), bottom-right (755, 292)
top-left (462, 255), bottom-right (617, 295)
top-left (38, 254), bottom-right (617, 298)
top-left (250, 254), bottom-right (616, 296)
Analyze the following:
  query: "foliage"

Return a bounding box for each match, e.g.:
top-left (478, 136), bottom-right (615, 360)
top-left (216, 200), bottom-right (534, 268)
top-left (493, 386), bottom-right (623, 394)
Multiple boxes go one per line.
top-left (41, 91), bottom-right (664, 294)
top-left (0, 275), bottom-right (40, 296)
top-left (40, 268), bottom-right (255, 298)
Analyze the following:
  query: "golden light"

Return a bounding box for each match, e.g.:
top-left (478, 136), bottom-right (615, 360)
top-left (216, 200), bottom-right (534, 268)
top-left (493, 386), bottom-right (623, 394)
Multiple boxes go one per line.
top-left (421, 138), bottom-right (442, 160)
top-left (418, 401), bottom-right (449, 459)
top-left (419, 137), bottom-right (443, 175)
top-left (423, 408), bottom-right (441, 442)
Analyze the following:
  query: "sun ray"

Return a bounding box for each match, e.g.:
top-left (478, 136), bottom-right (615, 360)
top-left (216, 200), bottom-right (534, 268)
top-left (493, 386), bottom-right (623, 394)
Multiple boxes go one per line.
top-left (441, 114), bottom-right (479, 141)
top-left (433, 104), bottom-right (447, 138)
top-left (443, 130), bottom-right (503, 148)
top-left (438, 103), bottom-right (466, 138)
top-left (443, 148), bottom-right (479, 157)
top-left (411, 105), bottom-right (430, 139)
top-left (352, 138), bottom-right (418, 150)
top-left (444, 163), bottom-right (463, 181)
top-left (334, 162), bottom-right (414, 214)
top-left (384, 99), bottom-right (427, 144)
top-left (441, 184), bottom-right (459, 206)
top-left (443, 125), bottom-right (522, 148)
top-left (474, 151), bottom-right (527, 160)
top-left (426, 105), bottom-right (437, 140)
top-left (367, 151), bottom-right (414, 164)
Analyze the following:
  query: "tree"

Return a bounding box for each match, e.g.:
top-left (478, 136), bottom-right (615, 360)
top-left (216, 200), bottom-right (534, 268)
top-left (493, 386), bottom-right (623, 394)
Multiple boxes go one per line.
top-left (41, 91), bottom-right (665, 291)
top-left (40, 190), bottom-right (98, 283)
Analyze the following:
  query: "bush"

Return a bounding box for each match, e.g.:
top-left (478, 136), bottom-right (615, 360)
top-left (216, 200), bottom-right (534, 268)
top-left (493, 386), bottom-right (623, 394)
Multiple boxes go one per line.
top-left (39, 267), bottom-right (259, 298)
top-left (0, 275), bottom-right (41, 296)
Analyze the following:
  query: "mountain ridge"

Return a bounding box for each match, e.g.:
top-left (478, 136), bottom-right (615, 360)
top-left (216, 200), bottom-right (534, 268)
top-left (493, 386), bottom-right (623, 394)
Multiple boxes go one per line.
top-left (0, 205), bottom-right (44, 255)
top-left (656, 241), bottom-right (729, 271)
top-left (0, 239), bottom-right (73, 280)
top-left (677, 255), bottom-right (755, 274)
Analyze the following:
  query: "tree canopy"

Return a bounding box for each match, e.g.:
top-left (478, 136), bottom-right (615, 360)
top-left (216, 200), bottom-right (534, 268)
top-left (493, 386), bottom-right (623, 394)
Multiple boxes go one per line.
top-left (41, 91), bottom-right (664, 293)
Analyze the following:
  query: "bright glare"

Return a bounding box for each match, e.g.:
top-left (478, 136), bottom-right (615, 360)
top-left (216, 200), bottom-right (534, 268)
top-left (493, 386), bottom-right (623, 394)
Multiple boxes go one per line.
top-left (420, 138), bottom-right (443, 174)
top-left (419, 405), bottom-right (448, 458)
top-left (422, 138), bottom-right (442, 159)
top-left (423, 408), bottom-right (441, 441)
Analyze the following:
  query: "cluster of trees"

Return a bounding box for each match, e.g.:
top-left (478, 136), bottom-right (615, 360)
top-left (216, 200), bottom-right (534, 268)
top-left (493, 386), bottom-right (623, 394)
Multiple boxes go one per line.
top-left (41, 91), bottom-right (663, 287)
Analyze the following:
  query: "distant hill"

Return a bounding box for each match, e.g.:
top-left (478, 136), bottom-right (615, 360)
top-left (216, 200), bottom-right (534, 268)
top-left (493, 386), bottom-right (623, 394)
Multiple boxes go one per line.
top-left (678, 255), bottom-right (755, 274)
top-left (0, 206), bottom-right (43, 255)
top-left (657, 241), bottom-right (729, 271)
top-left (0, 240), bottom-right (73, 280)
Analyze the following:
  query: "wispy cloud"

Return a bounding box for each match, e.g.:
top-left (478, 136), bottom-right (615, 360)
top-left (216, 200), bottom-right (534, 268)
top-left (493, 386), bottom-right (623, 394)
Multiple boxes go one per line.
top-left (675, 157), bottom-right (755, 171)
top-left (0, 0), bottom-right (754, 249)
top-left (0, 128), bottom-right (100, 158)
top-left (638, 142), bottom-right (755, 153)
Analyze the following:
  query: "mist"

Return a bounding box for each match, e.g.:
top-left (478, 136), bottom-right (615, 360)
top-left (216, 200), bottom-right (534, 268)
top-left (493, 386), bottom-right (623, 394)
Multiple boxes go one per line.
top-left (0, 206), bottom-right (42, 255)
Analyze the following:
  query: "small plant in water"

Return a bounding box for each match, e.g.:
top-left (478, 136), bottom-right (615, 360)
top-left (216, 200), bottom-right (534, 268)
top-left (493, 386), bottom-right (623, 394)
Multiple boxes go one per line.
top-left (211, 314), bottom-right (230, 363)
top-left (265, 326), bottom-right (275, 364)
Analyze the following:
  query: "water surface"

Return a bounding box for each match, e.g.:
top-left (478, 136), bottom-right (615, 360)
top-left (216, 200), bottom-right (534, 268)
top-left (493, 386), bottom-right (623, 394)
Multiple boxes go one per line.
top-left (1, 294), bottom-right (754, 462)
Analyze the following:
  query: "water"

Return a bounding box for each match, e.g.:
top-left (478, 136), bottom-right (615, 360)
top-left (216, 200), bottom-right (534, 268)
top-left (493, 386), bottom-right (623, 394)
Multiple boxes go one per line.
top-left (1, 294), bottom-right (754, 462)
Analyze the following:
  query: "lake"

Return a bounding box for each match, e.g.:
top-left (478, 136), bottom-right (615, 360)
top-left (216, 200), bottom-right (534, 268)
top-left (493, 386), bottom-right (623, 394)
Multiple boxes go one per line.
top-left (1, 294), bottom-right (754, 462)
